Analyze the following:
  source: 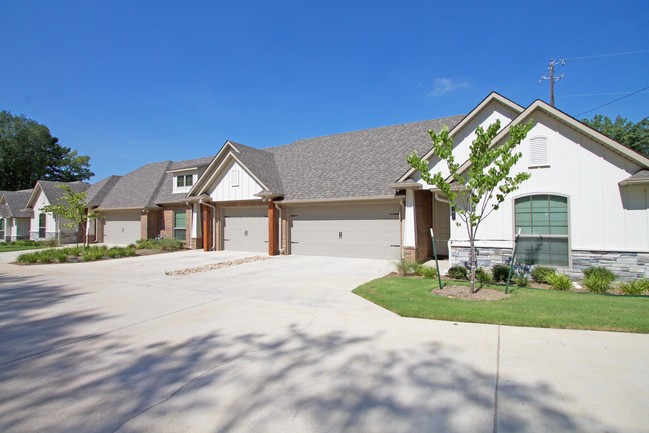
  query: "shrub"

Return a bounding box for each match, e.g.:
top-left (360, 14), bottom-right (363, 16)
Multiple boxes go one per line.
top-left (17, 252), bottom-right (39, 264)
top-left (476, 267), bottom-right (492, 287)
top-left (43, 239), bottom-right (59, 248)
top-left (66, 246), bottom-right (82, 257)
top-left (546, 273), bottom-right (572, 290)
top-left (416, 265), bottom-right (438, 279)
top-left (107, 248), bottom-right (122, 258)
top-left (581, 267), bottom-right (615, 294)
top-left (135, 238), bottom-right (184, 251)
top-left (583, 275), bottom-right (612, 294)
top-left (395, 259), bottom-right (418, 276)
top-left (583, 266), bottom-right (615, 282)
top-left (81, 248), bottom-right (105, 262)
top-left (515, 273), bottom-right (529, 287)
top-left (54, 250), bottom-right (69, 263)
top-left (491, 264), bottom-right (510, 283)
top-left (124, 247), bottom-right (137, 257)
top-left (448, 265), bottom-right (468, 280)
top-left (531, 266), bottom-right (556, 284)
top-left (618, 279), bottom-right (649, 296)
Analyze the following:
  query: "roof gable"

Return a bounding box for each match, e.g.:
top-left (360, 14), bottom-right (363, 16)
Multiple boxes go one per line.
top-left (398, 92), bottom-right (523, 182)
top-left (26, 181), bottom-right (90, 209)
top-left (452, 99), bottom-right (649, 178)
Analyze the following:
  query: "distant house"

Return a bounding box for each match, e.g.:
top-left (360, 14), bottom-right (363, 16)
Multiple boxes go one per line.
top-left (25, 181), bottom-right (90, 243)
top-left (0, 189), bottom-right (33, 242)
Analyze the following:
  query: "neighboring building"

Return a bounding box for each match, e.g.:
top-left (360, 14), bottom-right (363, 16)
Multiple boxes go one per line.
top-left (25, 181), bottom-right (90, 243)
top-left (86, 157), bottom-right (213, 246)
top-left (0, 189), bottom-right (33, 242)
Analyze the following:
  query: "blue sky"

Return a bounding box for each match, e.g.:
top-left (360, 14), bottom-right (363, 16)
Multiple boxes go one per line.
top-left (1, 0), bottom-right (648, 181)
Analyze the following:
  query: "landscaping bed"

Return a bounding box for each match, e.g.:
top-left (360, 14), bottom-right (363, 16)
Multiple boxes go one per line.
top-left (14, 238), bottom-right (185, 264)
top-left (353, 261), bottom-right (649, 333)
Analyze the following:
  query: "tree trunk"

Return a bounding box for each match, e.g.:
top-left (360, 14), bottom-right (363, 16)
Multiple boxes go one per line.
top-left (469, 237), bottom-right (477, 293)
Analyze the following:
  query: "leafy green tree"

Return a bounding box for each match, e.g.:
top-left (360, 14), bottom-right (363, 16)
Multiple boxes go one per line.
top-left (41, 185), bottom-right (102, 247)
top-left (582, 114), bottom-right (649, 157)
top-left (0, 111), bottom-right (94, 190)
top-left (407, 119), bottom-right (534, 292)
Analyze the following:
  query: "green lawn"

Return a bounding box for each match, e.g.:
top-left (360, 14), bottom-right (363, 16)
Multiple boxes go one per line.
top-left (0, 244), bottom-right (47, 253)
top-left (353, 277), bottom-right (649, 333)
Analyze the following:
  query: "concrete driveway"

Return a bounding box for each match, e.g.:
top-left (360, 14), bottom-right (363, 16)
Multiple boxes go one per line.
top-left (0, 250), bottom-right (648, 433)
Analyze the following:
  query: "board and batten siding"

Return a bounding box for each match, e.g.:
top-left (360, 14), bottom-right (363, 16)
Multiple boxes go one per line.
top-left (448, 111), bottom-right (648, 252)
top-left (29, 190), bottom-right (56, 234)
top-left (413, 100), bottom-right (520, 186)
top-left (209, 160), bottom-right (263, 202)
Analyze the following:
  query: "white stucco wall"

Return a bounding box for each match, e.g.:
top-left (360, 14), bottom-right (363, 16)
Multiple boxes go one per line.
top-left (448, 111), bottom-right (647, 252)
top-left (209, 159), bottom-right (263, 202)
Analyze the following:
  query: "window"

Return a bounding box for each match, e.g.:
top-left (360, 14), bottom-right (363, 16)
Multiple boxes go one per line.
top-left (173, 210), bottom-right (187, 241)
top-left (0, 218), bottom-right (4, 241)
top-left (515, 195), bottom-right (569, 266)
top-left (176, 175), bottom-right (193, 188)
top-left (529, 136), bottom-right (549, 167)
top-left (39, 213), bottom-right (46, 239)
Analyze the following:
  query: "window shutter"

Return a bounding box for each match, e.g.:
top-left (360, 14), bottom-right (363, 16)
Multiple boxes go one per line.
top-left (529, 136), bottom-right (548, 167)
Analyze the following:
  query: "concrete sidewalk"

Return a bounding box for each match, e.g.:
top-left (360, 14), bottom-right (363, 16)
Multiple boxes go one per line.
top-left (0, 251), bottom-right (647, 432)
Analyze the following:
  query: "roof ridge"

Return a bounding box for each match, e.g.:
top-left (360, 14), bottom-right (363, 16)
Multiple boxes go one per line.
top-left (266, 114), bottom-right (465, 151)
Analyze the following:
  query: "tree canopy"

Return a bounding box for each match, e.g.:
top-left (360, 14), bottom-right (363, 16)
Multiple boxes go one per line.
top-left (0, 111), bottom-right (94, 190)
top-left (582, 114), bottom-right (649, 157)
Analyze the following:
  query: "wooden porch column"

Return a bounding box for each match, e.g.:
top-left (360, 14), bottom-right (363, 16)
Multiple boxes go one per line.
top-left (202, 205), bottom-right (211, 252)
top-left (268, 201), bottom-right (278, 256)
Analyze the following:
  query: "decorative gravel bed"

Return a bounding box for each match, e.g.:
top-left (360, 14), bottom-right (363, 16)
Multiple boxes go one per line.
top-left (165, 255), bottom-right (270, 276)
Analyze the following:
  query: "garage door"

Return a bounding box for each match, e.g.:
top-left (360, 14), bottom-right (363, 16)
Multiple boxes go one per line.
top-left (103, 211), bottom-right (141, 244)
top-left (289, 203), bottom-right (400, 259)
top-left (222, 206), bottom-right (268, 253)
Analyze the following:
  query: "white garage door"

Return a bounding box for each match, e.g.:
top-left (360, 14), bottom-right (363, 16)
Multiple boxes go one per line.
top-left (222, 206), bottom-right (268, 253)
top-left (289, 203), bottom-right (400, 259)
top-left (103, 211), bottom-right (141, 244)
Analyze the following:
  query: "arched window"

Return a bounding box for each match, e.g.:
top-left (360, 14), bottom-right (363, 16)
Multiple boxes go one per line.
top-left (514, 194), bottom-right (569, 266)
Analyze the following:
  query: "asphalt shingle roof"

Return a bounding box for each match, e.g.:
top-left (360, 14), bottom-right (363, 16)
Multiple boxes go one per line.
top-left (97, 161), bottom-right (172, 209)
top-left (39, 181), bottom-right (90, 206)
top-left (1, 189), bottom-right (33, 217)
top-left (153, 156), bottom-right (214, 205)
top-left (264, 115), bottom-right (464, 201)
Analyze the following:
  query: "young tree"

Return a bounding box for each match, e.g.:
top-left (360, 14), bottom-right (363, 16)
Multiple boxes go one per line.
top-left (41, 185), bottom-right (102, 247)
top-left (407, 119), bottom-right (534, 292)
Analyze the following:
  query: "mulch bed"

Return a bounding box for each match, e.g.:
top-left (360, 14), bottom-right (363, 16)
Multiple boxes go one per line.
top-left (432, 284), bottom-right (510, 301)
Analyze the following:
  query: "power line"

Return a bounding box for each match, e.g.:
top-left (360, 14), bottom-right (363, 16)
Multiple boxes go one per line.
top-left (563, 49), bottom-right (649, 61)
top-left (575, 84), bottom-right (649, 117)
top-left (559, 91), bottom-right (649, 98)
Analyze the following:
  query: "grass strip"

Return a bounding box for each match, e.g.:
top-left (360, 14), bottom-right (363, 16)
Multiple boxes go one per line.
top-left (353, 277), bottom-right (649, 333)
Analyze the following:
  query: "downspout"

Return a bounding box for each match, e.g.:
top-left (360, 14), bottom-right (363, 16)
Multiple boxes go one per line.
top-left (274, 201), bottom-right (283, 254)
top-left (200, 200), bottom-right (217, 251)
top-left (399, 196), bottom-right (405, 259)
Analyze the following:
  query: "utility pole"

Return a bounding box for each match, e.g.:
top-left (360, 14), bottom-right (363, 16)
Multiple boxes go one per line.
top-left (539, 58), bottom-right (565, 106)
